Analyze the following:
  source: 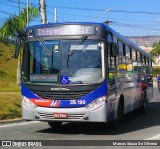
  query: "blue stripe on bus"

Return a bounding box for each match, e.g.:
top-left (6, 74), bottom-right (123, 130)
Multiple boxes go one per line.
top-left (21, 83), bottom-right (40, 99)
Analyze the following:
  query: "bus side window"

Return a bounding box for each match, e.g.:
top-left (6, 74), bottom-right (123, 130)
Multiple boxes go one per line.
top-left (123, 44), bottom-right (126, 57)
top-left (132, 49), bottom-right (136, 61)
top-left (125, 46), bottom-right (133, 73)
top-left (107, 33), bottom-right (115, 68)
top-left (148, 59), bottom-right (150, 66)
top-left (144, 56), bottom-right (146, 65)
top-left (118, 41), bottom-right (126, 63)
top-left (140, 53), bottom-right (143, 64)
top-left (150, 59), bottom-right (152, 67)
top-left (142, 55), bottom-right (145, 66)
top-left (131, 49), bottom-right (137, 71)
top-left (107, 33), bottom-right (117, 87)
top-left (130, 47), bottom-right (132, 60)
top-left (126, 45), bottom-right (131, 63)
top-left (107, 41), bottom-right (116, 68)
top-left (137, 52), bottom-right (141, 66)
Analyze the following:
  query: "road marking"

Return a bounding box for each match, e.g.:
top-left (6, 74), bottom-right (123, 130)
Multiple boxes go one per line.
top-left (145, 134), bottom-right (160, 140)
top-left (0, 121), bottom-right (40, 128)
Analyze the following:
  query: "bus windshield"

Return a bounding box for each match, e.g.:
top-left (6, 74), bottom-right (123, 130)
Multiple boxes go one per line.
top-left (26, 39), bottom-right (104, 85)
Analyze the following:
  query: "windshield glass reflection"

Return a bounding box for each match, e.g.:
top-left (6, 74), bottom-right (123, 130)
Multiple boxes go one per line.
top-left (26, 39), bottom-right (104, 84)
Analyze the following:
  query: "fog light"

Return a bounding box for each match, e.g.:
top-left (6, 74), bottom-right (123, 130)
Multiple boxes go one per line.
top-left (22, 96), bottom-right (36, 109)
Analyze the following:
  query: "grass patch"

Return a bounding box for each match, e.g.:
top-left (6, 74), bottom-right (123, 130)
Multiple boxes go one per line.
top-left (0, 41), bottom-right (20, 92)
top-left (0, 68), bottom-right (20, 92)
top-left (0, 41), bottom-right (21, 119)
top-left (0, 92), bottom-right (21, 120)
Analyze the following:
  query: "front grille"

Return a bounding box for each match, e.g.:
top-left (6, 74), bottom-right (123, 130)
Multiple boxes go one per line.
top-left (37, 112), bottom-right (85, 120)
top-left (32, 90), bottom-right (91, 100)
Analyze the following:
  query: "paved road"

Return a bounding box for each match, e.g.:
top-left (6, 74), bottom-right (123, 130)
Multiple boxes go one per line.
top-left (0, 84), bottom-right (160, 148)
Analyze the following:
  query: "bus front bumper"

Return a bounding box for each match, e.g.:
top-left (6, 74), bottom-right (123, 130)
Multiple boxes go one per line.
top-left (22, 104), bottom-right (108, 123)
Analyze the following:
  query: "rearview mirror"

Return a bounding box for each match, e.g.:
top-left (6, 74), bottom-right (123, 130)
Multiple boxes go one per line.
top-left (14, 33), bottom-right (25, 59)
top-left (14, 39), bottom-right (21, 59)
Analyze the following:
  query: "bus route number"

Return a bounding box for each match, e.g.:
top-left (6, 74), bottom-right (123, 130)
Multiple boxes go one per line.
top-left (70, 100), bottom-right (86, 105)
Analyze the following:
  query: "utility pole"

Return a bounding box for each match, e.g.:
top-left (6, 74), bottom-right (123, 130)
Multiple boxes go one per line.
top-left (39, 0), bottom-right (47, 24)
top-left (26, 0), bottom-right (29, 27)
top-left (18, 0), bottom-right (20, 15)
top-left (104, 20), bottom-right (112, 25)
top-left (55, 8), bottom-right (57, 23)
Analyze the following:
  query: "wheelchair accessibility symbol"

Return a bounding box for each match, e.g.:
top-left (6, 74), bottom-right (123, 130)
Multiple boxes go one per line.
top-left (61, 76), bottom-right (69, 84)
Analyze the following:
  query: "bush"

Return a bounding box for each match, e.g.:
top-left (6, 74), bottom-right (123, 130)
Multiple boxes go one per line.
top-left (153, 66), bottom-right (160, 77)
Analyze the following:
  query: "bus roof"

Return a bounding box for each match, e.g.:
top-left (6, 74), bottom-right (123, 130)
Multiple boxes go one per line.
top-left (104, 24), bottom-right (151, 58)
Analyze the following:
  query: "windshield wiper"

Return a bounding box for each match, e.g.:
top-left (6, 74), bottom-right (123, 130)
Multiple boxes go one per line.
top-left (68, 35), bottom-right (88, 56)
top-left (36, 37), bottom-right (52, 56)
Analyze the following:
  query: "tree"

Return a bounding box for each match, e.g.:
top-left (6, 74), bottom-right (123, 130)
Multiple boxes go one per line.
top-left (150, 42), bottom-right (160, 56)
top-left (0, 4), bottom-right (39, 40)
top-left (150, 42), bottom-right (160, 65)
top-left (0, 5), bottom-right (39, 86)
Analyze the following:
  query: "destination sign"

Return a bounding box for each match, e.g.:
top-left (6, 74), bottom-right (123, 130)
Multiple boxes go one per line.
top-left (30, 74), bottom-right (58, 83)
top-left (34, 25), bottom-right (98, 36)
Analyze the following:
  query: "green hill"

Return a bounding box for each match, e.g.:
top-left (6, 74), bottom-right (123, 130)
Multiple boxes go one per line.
top-left (0, 41), bottom-right (20, 92)
top-left (0, 41), bottom-right (21, 120)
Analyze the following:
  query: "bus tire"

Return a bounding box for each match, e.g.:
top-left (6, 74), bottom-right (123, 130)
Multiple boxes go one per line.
top-left (48, 121), bottom-right (62, 129)
top-left (112, 99), bottom-right (124, 129)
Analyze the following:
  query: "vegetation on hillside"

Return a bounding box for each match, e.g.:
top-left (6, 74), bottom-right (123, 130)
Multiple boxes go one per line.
top-left (0, 41), bottom-right (20, 92)
top-left (153, 67), bottom-right (160, 77)
top-left (0, 41), bottom-right (21, 120)
top-left (150, 43), bottom-right (160, 56)
top-left (0, 92), bottom-right (21, 120)
top-left (0, 4), bottom-right (39, 120)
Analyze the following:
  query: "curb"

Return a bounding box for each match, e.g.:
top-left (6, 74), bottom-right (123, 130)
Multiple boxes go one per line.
top-left (0, 118), bottom-right (25, 125)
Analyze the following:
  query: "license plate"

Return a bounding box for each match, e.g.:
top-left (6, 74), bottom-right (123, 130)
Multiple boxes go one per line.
top-left (53, 113), bottom-right (68, 119)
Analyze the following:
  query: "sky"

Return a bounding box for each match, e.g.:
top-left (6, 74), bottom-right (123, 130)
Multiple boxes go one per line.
top-left (0, 0), bottom-right (160, 36)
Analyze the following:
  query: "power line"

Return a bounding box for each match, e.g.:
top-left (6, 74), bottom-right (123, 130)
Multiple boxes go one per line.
top-left (111, 10), bottom-right (160, 15)
top-left (1, 0), bottom-right (26, 6)
top-left (0, 0), bottom-right (25, 6)
top-left (0, 10), bottom-right (12, 15)
top-left (0, 1), bottom-right (18, 8)
top-left (0, 1), bottom-right (160, 33)
top-left (0, 0), bottom-right (39, 6)
top-left (4, 1), bottom-right (159, 15)
top-left (48, 5), bottom-right (102, 12)
top-left (1, 1), bottom-right (160, 16)
top-left (57, 11), bottom-right (160, 24)
top-left (47, 5), bottom-right (160, 15)
top-left (111, 21), bottom-right (160, 31)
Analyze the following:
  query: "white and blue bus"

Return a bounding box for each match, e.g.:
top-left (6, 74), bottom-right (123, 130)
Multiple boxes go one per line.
top-left (15, 22), bottom-right (153, 128)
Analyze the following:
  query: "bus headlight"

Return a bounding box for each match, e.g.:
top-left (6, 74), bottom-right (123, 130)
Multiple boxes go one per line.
top-left (86, 96), bottom-right (107, 111)
top-left (22, 96), bottom-right (36, 109)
